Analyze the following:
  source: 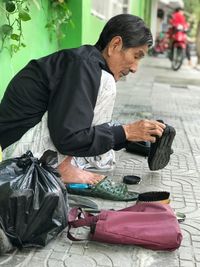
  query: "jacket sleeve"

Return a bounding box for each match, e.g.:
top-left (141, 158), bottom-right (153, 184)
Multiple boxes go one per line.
top-left (47, 57), bottom-right (126, 157)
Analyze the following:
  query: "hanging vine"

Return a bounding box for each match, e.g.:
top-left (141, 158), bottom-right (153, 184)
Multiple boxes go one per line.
top-left (0, 0), bottom-right (31, 55)
top-left (0, 0), bottom-right (72, 56)
top-left (45, 0), bottom-right (72, 42)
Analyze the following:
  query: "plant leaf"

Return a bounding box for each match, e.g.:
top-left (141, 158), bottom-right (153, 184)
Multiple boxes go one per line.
top-left (10, 44), bottom-right (19, 53)
top-left (5, 1), bottom-right (16, 13)
top-left (11, 33), bottom-right (20, 41)
top-left (19, 10), bottom-right (31, 21)
top-left (0, 24), bottom-right (13, 35)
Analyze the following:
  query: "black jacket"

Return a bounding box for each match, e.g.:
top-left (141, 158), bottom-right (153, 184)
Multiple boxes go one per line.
top-left (0, 45), bottom-right (126, 156)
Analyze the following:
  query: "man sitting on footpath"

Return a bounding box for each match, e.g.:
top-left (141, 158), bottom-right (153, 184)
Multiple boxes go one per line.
top-left (0, 14), bottom-right (168, 186)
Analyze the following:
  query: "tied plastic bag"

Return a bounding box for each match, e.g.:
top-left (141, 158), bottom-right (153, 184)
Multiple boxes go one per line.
top-left (0, 150), bottom-right (68, 248)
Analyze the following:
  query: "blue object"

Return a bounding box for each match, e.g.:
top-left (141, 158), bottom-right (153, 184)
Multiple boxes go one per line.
top-left (67, 183), bottom-right (92, 189)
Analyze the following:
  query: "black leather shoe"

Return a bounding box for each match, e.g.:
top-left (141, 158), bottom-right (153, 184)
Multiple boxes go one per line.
top-left (125, 141), bottom-right (150, 157)
top-left (148, 124), bottom-right (176, 171)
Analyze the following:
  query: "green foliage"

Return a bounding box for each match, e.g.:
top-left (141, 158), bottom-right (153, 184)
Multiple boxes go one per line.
top-left (45, 0), bottom-right (72, 42)
top-left (183, 0), bottom-right (200, 38)
top-left (184, 0), bottom-right (200, 63)
top-left (0, 0), bottom-right (72, 56)
top-left (0, 0), bottom-right (31, 55)
top-left (184, 0), bottom-right (200, 19)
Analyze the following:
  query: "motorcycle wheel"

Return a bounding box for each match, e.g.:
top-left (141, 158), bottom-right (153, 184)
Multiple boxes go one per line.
top-left (171, 46), bottom-right (184, 71)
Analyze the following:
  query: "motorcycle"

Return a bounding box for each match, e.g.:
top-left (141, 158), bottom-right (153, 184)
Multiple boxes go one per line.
top-left (169, 23), bottom-right (188, 71)
top-left (151, 23), bottom-right (188, 71)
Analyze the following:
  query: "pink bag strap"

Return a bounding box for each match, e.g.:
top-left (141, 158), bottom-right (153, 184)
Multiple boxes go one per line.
top-left (67, 208), bottom-right (99, 241)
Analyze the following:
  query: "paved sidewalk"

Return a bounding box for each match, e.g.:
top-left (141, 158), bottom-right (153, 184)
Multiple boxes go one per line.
top-left (1, 56), bottom-right (200, 267)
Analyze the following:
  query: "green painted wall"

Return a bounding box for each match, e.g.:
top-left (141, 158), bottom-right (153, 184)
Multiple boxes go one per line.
top-left (82, 0), bottom-right (105, 45)
top-left (0, 0), bottom-right (58, 98)
top-left (0, 0), bottom-right (105, 99)
top-left (131, 0), bottom-right (141, 16)
top-left (60, 0), bottom-right (82, 49)
top-left (61, 0), bottom-right (105, 48)
top-left (131, 0), bottom-right (151, 25)
top-left (144, 0), bottom-right (152, 27)
top-left (140, 0), bottom-right (145, 18)
top-left (131, 0), bottom-right (152, 26)
top-left (131, 0), bottom-right (146, 19)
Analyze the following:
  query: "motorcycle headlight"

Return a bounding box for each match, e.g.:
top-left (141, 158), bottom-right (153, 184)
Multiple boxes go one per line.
top-left (177, 24), bottom-right (184, 31)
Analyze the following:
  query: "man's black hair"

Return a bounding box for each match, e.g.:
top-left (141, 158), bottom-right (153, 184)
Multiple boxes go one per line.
top-left (95, 14), bottom-right (153, 51)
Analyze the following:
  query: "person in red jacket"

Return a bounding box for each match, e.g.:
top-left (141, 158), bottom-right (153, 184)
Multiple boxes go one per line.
top-left (169, 8), bottom-right (188, 28)
top-left (168, 7), bottom-right (192, 65)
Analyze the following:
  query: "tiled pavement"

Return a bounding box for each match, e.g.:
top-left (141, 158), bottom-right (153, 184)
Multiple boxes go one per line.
top-left (1, 56), bottom-right (200, 267)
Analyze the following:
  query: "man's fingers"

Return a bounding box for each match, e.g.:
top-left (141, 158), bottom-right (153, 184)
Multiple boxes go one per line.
top-left (146, 121), bottom-right (165, 138)
top-left (148, 135), bottom-right (156, 143)
top-left (148, 128), bottom-right (164, 137)
top-left (122, 119), bottom-right (166, 142)
top-left (151, 120), bottom-right (166, 130)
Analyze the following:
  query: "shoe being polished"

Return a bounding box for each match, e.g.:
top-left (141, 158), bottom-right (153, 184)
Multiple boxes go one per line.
top-left (125, 141), bottom-right (150, 157)
top-left (148, 121), bottom-right (176, 171)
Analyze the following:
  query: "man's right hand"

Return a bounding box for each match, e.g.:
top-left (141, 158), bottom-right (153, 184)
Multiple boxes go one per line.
top-left (122, 119), bottom-right (166, 143)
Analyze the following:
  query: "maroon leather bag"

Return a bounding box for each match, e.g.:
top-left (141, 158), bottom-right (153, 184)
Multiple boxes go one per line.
top-left (68, 202), bottom-right (182, 251)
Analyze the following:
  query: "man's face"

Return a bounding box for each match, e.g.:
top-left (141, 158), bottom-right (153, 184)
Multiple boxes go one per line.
top-left (103, 37), bottom-right (148, 81)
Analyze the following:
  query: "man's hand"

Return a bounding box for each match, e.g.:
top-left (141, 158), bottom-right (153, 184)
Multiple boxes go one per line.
top-left (122, 119), bottom-right (166, 143)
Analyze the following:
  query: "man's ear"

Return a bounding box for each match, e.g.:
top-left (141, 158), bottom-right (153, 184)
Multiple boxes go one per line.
top-left (107, 36), bottom-right (123, 56)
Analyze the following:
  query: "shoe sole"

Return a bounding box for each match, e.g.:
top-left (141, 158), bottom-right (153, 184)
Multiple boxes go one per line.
top-left (148, 125), bottom-right (176, 171)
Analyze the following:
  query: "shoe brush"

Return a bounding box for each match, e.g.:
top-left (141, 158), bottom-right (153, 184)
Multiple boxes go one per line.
top-left (137, 191), bottom-right (170, 204)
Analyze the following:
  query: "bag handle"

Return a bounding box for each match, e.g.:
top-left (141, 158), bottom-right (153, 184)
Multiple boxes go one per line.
top-left (67, 208), bottom-right (99, 241)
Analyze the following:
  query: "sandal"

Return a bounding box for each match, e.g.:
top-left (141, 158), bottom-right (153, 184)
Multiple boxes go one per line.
top-left (66, 177), bottom-right (138, 201)
top-left (148, 121), bottom-right (176, 171)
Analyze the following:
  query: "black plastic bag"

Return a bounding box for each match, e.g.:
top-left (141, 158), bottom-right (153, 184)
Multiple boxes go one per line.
top-left (0, 151), bottom-right (68, 248)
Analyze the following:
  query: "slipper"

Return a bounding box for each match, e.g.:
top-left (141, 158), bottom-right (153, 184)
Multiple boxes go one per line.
top-left (148, 122), bottom-right (176, 171)
top-left (66, 177), bottom-right (138, 201)
top-left (125, 141), bottom-right (150, 157)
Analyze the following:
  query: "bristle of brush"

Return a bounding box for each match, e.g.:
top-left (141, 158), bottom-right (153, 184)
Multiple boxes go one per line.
top-left (138, 191), bottom-right (170, 202)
